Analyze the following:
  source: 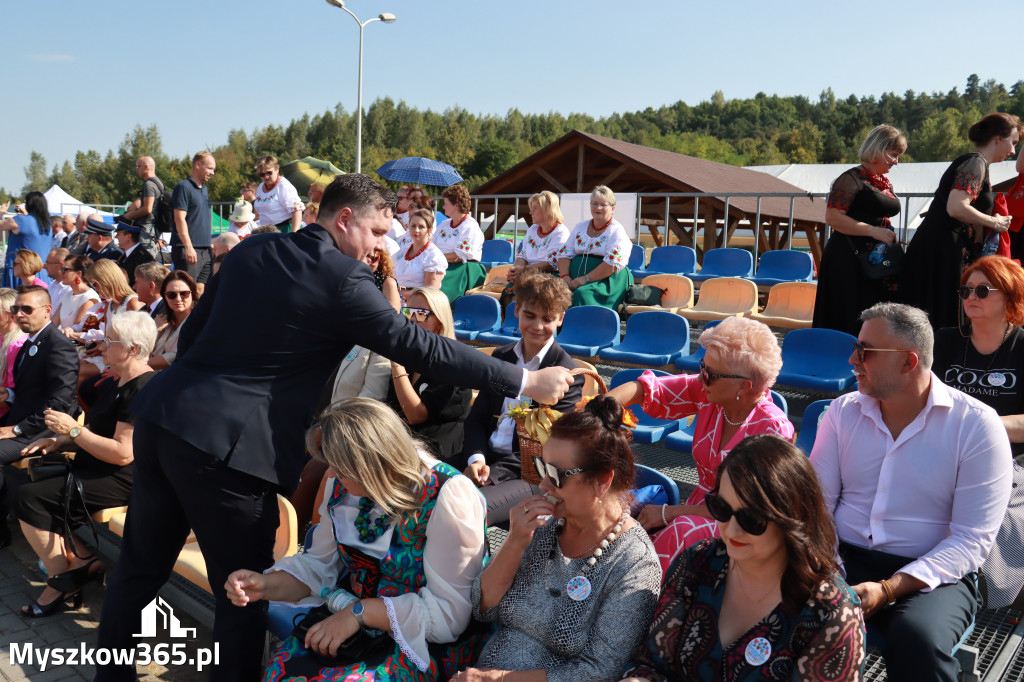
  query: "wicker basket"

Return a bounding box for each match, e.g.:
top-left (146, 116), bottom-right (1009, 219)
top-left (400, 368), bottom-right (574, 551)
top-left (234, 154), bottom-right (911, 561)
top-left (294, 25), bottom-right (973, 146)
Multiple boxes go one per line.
top-left (517, 368), bottom-right (606, 485)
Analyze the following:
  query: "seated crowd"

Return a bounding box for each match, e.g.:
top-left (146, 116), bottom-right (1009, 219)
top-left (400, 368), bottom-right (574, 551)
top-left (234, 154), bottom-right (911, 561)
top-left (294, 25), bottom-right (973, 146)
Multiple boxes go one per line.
top-left (0, 169), bottom-right (1019, 682)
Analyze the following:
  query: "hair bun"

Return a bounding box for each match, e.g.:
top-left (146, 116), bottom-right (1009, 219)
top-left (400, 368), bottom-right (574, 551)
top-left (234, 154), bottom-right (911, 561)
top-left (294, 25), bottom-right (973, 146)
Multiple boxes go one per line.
top-left (585, 394), bottom-right (624, 431)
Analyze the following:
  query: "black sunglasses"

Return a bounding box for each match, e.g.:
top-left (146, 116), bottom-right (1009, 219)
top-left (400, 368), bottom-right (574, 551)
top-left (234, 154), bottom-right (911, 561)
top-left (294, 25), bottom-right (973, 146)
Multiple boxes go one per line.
top-left (11, 304), bottom-right (45, 315)
top-left (958, 284), bottom-right (999, 300)
top-left (705, 491), bottom-right (768, 535)
top-left (851, 341), bottom-right (909, 364)
top-left (164, 290), bottom-right (191, 301)
top-left (699, 359), bottom-right (748, 386)
top-left (531, 455), bottom-right (589, 489)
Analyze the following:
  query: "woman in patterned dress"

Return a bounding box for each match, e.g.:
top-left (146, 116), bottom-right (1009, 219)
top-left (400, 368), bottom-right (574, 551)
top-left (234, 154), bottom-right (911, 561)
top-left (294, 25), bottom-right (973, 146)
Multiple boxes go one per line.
top-left (436, 185), bottom-right (486, 303)
top-left (812, 125), bottom-right (906, 335)
top-left (607, 317), bottom-right (792, 572)
top-left (902, 113), bottom-right (1022, 328)
top-left (621, 435), bottom-right (865, 682)
top-left (499, 191), bottom-right (570, 311)
top-left (555, 185), bottom-right (634, 309)
top-left (226, 398), bottom-right (490, 682)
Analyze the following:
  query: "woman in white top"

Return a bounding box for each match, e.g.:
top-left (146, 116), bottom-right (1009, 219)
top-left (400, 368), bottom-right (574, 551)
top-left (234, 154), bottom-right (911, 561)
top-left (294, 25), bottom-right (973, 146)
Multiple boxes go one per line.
top-left (435, 185), bottom-right (486, 302)
top-left (53, 255), bottom-right (101, 334)
top-left (149, 271), bottom-right (196, 371)
top-left (392, 209), bottom-right (447, 293)
top-left (226, 398), bottom-right (489, 681)
top-left (500, 191), bottom-right (571, 310)
top-left (75, 259), bottom-right (145, 384)
top-left (253, 155), bottom-right (304, 233)
top-left (556, 185), bottom-right (635, 309)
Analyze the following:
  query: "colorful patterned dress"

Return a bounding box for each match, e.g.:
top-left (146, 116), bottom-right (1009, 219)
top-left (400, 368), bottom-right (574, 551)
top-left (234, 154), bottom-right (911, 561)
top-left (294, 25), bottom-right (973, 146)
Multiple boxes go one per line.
top-left (518, 222), bottom-right (569, 267)
top-left (556, 219), bottom-right (634, 308)
top-left (637, 371), bottom-right (794, 572)
top-left (623, 539), bottom-right (865, 682)
top-left (263, 458), bottom-right (490, 681)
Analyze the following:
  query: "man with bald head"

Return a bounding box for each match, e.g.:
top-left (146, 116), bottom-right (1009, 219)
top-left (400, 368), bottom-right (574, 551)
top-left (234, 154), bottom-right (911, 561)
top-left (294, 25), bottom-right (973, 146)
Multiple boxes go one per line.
top-left (118, 156), bottom-right (163, 258)
top-left (66, 213), bottom-right (90, 255)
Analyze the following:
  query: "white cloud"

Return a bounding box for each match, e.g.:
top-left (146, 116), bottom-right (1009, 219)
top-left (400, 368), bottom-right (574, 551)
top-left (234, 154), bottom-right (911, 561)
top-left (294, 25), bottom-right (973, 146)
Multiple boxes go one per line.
top-left (31, 54), bottom-right (76, 63)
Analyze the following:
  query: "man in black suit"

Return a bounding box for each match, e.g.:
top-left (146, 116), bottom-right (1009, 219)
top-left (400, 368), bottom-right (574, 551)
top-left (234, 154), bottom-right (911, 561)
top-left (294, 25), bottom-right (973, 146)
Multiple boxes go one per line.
top-left (132, 261), bottom-right (168, 318)
top-left (83, 218), bottom-right (123, 262)
top-left (113, 222), bottom-right (154, 288)
top-left (95, 174), bottom-right (573, 682)
top-left (65, 214), bottom-right (90, 255)
top-left (460, 270), bottom-right (584, 525)
top-left (0, 286), bottom-right (79, 543)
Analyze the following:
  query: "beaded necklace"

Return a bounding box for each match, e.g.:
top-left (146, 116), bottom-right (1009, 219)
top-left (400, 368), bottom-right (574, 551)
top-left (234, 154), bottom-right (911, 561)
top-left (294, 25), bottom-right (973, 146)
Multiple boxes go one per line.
top-left (859, 166), bottom-right (894, 195)
top-left (537, 222), bottom-right (557, 237)
top-left (354, 497), bottom-right (390, 543)
top-left (450, 214), bottom-right (468, 230)
top-left (590, 218), bottom-right (612, 233)
top-left (405, 241), bottom-right (431, 261)
top-left (545, 511), bottom-right (626, 599)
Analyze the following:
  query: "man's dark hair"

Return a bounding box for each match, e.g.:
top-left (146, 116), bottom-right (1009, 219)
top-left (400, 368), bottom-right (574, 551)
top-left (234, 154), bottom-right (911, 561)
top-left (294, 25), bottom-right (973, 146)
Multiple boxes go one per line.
top-left (17, 284), bottom-right (51, 304)
top-left (320, 174), bottom-right (397, 220)
top-left (119, 228), bottom-right (141, 244)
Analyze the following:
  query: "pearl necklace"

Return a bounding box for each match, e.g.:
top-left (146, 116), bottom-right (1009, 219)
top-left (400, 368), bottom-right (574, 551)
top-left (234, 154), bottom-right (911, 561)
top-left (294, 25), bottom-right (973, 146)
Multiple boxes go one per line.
top-left (722, 410), bottom-right (748, 427)
top-left (546, 511), bottom-right (627, 598)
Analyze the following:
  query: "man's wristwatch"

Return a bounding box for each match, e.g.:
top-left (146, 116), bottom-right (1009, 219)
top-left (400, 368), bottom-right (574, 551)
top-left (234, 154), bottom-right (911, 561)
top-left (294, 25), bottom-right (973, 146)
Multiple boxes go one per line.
top-left (351, 601), bottom-right (365, 628)
top-left (12, 425), bottom-right (21, 436)
top-left (69, 427), bottom-right (81, 440)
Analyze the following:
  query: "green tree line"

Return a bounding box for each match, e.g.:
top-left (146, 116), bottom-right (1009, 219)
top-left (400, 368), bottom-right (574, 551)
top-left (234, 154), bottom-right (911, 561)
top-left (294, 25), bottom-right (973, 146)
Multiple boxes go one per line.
top-left (5, 74), bottom-right (1023, 207)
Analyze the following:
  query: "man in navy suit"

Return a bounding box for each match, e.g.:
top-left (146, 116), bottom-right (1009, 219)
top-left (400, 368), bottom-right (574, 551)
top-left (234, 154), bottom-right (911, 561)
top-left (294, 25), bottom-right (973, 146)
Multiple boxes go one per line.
top-left (0, 286), bottom-right (79, 544)
top-left (83, 218), bottom-right (124, 262)
top-left (95, 174), bottom-right (573, 682)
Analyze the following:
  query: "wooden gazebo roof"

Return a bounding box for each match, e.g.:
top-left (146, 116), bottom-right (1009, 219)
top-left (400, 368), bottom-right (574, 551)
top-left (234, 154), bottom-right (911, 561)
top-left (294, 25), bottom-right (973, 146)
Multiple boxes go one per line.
top-left (473, 130), bottom-right (828, 261)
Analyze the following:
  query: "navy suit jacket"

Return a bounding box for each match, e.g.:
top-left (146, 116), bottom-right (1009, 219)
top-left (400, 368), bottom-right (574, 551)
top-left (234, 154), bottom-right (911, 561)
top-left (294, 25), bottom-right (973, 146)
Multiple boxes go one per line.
top-left (130, 224), bottom-right (523, 490)
top-left (5, 323), bottom-right (79, 435)
top-left (460, 340), bottom-right (583, 483)
top-left (117, 245), bottom-right (155, 287)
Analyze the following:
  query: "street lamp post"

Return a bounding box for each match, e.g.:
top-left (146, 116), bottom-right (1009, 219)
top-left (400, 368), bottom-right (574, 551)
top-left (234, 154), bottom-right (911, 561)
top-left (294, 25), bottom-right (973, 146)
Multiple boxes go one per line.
top-left (324, 0), bottom-right (396, 174)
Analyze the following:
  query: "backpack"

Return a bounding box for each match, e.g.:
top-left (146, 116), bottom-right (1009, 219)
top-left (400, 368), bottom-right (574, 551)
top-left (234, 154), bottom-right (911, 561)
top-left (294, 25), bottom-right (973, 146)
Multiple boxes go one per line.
top-left (145, 177), bottom-right (174, 236)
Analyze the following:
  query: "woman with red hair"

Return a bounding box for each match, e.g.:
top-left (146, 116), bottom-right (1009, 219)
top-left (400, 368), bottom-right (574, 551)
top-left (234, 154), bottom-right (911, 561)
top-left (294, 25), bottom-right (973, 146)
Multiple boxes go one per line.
top-left (933, 255), bottom-right (1024, 458)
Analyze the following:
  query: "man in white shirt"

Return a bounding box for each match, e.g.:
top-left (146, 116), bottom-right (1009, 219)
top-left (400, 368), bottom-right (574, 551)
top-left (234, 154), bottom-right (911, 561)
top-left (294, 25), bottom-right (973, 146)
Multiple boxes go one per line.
top-left (811, 302), bottom-right (1012, 682)
top-left (43, 248), bottom-right (71, 321)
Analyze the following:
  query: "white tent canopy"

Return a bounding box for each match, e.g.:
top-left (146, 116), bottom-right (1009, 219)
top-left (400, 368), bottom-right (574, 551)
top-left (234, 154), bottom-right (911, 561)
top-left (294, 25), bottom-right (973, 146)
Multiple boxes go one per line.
top-left (41, 184), bottom-right (113, 217)
top-left (748, 161), bottom-right (1017, 238)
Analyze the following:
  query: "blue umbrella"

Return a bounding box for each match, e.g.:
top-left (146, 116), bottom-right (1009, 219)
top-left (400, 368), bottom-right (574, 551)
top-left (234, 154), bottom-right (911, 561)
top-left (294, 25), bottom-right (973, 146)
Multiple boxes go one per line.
top-left (375, 157), bottom-right (463, 187)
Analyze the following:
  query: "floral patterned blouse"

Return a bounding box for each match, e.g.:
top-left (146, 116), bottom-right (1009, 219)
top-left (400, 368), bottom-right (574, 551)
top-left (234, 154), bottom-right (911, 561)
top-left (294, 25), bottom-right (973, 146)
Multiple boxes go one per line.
top-left (556, 219), bottom-right (632, 271)
top-left (434, 215), bottom-right (484, 262)
top-left (624, 539), bottom-right (865, 682)
top-left (516, 222), bottom-right (569, 267)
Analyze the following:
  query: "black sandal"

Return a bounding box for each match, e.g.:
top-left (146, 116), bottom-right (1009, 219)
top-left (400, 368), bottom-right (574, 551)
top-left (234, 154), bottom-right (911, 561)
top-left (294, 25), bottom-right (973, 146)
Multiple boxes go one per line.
top-left (21, 590), bottom-right (83, 618)
top-left (47, 558), bottom-right (104, 593)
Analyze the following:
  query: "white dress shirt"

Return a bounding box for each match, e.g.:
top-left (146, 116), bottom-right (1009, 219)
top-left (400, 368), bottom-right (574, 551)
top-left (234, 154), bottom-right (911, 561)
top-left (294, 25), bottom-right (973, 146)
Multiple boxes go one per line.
top-left (811, 374), bottom-right (1013, 590)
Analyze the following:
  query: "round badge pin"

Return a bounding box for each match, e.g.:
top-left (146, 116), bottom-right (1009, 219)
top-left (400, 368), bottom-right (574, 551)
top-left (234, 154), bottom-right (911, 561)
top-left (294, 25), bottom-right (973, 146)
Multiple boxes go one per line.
top-left (565, 575), bottom-right (592, 601)
top-left (745, 637), bottom-right (771, 666)
top-left (28, 345), bottom-right (37, 357)
top-left (989, 372), bottom-right (1007, 387)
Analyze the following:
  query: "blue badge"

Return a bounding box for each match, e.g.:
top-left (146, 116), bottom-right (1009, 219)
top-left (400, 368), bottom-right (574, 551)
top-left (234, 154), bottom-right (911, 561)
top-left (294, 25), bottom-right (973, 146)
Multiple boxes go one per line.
top-left (745, 637), bottom-right (771, 666)
top-left (28, 345), bottom-right (37, 357)
top-left (566, 575), bottom-right (592, 601)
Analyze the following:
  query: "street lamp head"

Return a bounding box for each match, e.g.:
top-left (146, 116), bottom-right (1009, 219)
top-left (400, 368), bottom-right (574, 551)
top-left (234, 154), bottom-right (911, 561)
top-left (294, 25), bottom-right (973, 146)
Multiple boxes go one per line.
top-left (379, 12), bottom-right (397, 23)
top-left (324, 0), bottom-right (344, 8)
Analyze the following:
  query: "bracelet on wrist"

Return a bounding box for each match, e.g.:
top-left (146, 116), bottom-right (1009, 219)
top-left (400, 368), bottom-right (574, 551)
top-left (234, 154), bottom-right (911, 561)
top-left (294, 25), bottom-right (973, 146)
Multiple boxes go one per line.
top-left (661, 504), bottom-right (668, 527)
top-left (560, 273), bottom-right (570, 279)
top-left (392, 373), bottom-right (408, 380)
top-left (879, 578), bottom-right (896, 607)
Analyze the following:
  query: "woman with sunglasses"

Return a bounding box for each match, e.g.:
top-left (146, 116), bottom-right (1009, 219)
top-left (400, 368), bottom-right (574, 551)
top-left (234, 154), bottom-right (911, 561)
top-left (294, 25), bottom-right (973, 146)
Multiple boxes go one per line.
top-left (621, 435), bottom-right (865, 682)
top-left (393, 209), bottom-right (447, 295)
top-left (11, 249), bottom-right (48, 289)
top-left (0, 289), bottom-right (26, 421)
top-left (387, 287), bottom-right (472, 463)
top-left (148, 270), bottom-right (197, 371)
top-left (607, 317), bottom-right (792, 572)
top-left (933, 255), bottom-right (1024, 459)
top-left (53, 255), bottom-right (100, 334)
top-left (15, 311), bottom-right (158, 618)
top-left (458, 395), bottom-right (661, 682)
top-left (253, 155), bottom-right (304, 233)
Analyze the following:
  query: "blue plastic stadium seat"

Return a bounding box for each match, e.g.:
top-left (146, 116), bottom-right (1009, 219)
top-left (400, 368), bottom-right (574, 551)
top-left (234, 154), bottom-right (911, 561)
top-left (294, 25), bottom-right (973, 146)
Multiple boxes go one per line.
top-left (609, 369), bottom-right (683, 444)
top-left (690, 248), bottom-right (754, 283)
top-left (634, 464), bottom-right (681, 506)
top-left (556, 306), bottom-right (620, 356)
top-left (673, 319), bottom-right (721, 373)
top-left (749, 250), bottom-right (814, 287)
top-left (627, 245), bottom-right (646, 273)
top-left (476, 302), bottom-right (521, 346)
top-left (452, 295), bottom-right (501, 341)
top-left (795, 399), bottom-right (832, 456)
top-left (775, 328), bottom-right (858, 393)
top-left (598, 311), bottom-right (690, 367)
top-left (664, 390), bottom-right (789, 454)
top-left (480, 239), bottom-right (514, 268)
top-left (634, 245), bottom-right (698, 278)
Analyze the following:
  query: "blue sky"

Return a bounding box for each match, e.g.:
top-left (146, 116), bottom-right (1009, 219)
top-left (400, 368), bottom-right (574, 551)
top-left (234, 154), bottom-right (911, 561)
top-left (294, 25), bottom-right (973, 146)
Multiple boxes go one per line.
top-left (2, 0), bottom-right (1021, 194)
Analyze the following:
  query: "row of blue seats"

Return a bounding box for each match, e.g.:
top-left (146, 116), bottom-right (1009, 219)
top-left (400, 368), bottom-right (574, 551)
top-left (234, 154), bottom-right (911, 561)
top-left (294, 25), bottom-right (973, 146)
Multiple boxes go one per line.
top-left (479, 240), bottom-right (815, 288)
top-left (453, 299), bottom-right (857, 393)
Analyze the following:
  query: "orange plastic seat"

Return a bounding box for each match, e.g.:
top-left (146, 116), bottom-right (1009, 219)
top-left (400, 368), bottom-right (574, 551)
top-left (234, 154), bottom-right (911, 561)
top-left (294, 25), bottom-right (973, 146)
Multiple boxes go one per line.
top-left (625, 274), bottom-right (695, 315)
top-left (677, 277), bottom-right (758, 322)
top-left (751, 282), bottom-right (817, 329)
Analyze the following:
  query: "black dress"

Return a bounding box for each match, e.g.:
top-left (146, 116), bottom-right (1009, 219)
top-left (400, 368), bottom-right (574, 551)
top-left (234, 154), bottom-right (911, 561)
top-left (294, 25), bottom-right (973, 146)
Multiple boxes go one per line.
top-left (901, 153), bottom-right (993, 329)
top-left (16, 372), bottom-right (155, 533)
top-left (385, 373), bottom-right (471, 463)
top-left (812, 166), bottom-right (901, 335)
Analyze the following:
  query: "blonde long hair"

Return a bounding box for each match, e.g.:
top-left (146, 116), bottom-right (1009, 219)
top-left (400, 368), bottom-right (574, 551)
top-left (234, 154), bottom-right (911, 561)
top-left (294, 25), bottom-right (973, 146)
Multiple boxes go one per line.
top-left (306, 398), bottom-right (427, 518)
top-left (0, 289), bottom-right (25, 382)
top-left (408, 287), bottom-right (456, 339)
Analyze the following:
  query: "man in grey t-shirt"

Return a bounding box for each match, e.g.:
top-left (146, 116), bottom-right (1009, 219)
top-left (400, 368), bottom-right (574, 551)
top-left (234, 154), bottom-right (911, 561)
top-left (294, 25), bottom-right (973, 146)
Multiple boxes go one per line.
top-left (118, 156), bottom-right (162, 258)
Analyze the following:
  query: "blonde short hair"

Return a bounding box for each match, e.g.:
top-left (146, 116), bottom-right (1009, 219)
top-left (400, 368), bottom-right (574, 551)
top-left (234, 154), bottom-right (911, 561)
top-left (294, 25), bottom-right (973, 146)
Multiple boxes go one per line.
top-left (859, 125), bottom-right (907, 165)
top-left (407, 287), bottom-right (455, 339)
top-left (254, 154), bottom-right (280, 173)
top-left (590, 185), bottom-right (616, 206)
top-left (14, 250), bottom-right (43, 277)
top-left (698, 317), bottom-right (782, 394)
top-left (306, 398), bottom-right (427, 518)
top-left (529, 191), bottom-right (565, 226)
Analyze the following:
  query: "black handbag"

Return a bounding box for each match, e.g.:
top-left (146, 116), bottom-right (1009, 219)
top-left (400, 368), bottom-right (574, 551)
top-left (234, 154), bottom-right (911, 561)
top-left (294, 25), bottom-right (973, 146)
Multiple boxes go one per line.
top-left (625, 284), bottom-right (666, 306)
top-left (27, 453), bottom-right (70, 482)
top-left (290, 605), bottom-right (393, 667)
top-left (27, 453), bottom-right (99, 560)
top-left (847, 237), bottom-right (904, 280)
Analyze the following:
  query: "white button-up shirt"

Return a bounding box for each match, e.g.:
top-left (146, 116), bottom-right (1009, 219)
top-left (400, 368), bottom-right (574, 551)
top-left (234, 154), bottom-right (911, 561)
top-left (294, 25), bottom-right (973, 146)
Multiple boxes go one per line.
top-left (811, 374), bottom-right (1012, 590)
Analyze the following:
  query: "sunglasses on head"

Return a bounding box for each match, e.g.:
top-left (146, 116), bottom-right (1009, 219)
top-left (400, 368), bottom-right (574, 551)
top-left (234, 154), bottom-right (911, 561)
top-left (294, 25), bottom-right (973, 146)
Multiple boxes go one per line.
top-left (531, 455), bottom-right (589, 489)
top-left (698, 359), bottom-right (748, 386)
top-left (704, 491), bottom-right (768, 535)
top-left (851, 341), bottom-right (909, 364)
top-left (958, 284), bottom-right (999, 300)
top-left (164, 290), bottom-right (191, 301)
top-left (401, 307), bottom-right (432, 322)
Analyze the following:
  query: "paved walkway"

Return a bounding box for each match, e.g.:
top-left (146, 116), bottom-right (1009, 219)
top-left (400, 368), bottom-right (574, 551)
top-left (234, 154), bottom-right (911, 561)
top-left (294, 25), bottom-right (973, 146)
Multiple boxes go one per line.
top-left (0, 522), bottom-right (213, 681)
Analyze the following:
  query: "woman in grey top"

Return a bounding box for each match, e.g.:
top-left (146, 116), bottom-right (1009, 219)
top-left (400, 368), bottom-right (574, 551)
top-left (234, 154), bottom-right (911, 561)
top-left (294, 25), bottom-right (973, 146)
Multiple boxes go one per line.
top-left (458, 396), bottom-right (661, 682)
